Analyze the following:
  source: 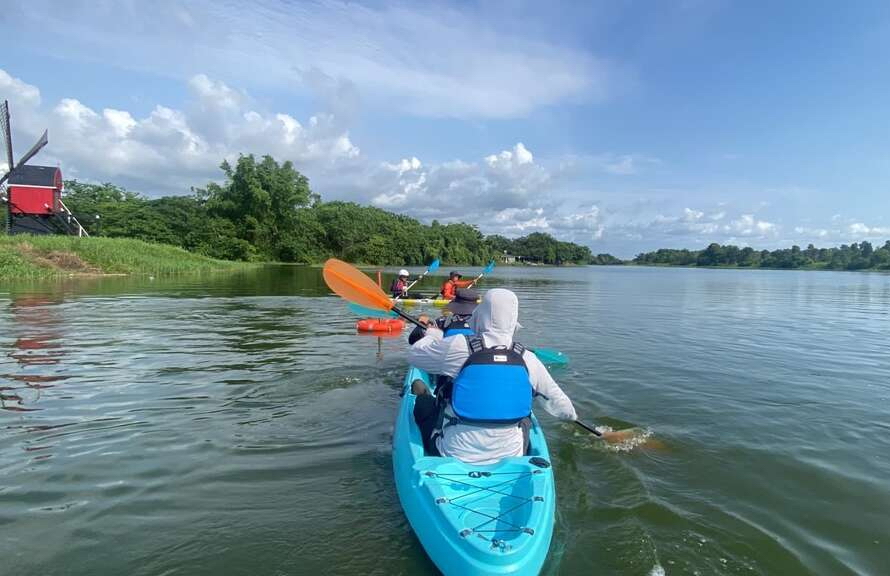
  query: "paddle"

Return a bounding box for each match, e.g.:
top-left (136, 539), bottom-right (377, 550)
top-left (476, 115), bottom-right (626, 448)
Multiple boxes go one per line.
top-left (530, 348), bottom-right (568, 366)
top-left (394, 259), bottom-right (440, 301)
top-left (467, 260), bottom-right (495, 288)
top-left (324, 259), bottom-right (427, 329)
top-left (347, 302), bottom-right (398, 318)
top-left (575, 419), bottom-right (647, 444)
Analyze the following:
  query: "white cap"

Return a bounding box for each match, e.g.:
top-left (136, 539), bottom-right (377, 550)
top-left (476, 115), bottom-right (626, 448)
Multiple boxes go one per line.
top-left (398, 269), bottom-right (409, 277)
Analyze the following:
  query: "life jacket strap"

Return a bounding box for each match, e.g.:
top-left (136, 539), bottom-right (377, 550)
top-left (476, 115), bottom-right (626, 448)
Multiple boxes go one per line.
top-left (465, 335), bottom-right (484, 355)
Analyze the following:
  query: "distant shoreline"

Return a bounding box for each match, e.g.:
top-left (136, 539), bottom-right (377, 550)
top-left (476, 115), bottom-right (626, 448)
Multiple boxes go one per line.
top-left (621, 262), bottom-right (890, 273)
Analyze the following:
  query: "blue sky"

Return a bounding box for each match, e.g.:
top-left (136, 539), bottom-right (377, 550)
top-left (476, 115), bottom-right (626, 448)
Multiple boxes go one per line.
top-left (3, 0), bottom-right (890, 256)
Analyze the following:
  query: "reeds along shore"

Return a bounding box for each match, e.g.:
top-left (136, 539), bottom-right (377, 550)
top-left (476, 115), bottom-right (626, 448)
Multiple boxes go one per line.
top-left (0, 235), bottom-right (248, 279)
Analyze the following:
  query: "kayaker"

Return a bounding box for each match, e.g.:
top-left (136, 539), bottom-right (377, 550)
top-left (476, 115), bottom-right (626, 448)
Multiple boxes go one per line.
top-left (439, 271), bottom-right (473, 300)
top-left (390, 269), bottom-right (411, 297)
top-left (407, 288), bottom-right (478, 345)
top-left (408, 288), bottom-right (577, 464)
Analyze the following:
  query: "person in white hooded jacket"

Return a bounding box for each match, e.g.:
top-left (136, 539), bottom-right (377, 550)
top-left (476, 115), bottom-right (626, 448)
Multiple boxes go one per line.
top-left (408, 288), bottom-right (577, 465)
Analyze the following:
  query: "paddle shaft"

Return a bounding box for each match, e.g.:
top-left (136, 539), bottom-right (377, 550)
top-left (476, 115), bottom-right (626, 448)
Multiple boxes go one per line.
top-left (394, 260), bottom-right (440, 301)
top-left (398, 271), bottom-right (429, 297)
top-left (390, 305), bottom-right (428, 329)
top-left (574, 419), bottom-right (604, 437)
top-left (467, 261), bottom-right (495, 288)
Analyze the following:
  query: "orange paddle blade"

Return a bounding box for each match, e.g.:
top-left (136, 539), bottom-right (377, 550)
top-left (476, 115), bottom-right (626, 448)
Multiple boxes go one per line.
top-left (323, 259), bottom-right (393, 310)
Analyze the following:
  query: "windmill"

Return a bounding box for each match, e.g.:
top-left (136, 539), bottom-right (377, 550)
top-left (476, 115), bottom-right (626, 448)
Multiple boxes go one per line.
top-left (0, 100), bottom-right (87, 236)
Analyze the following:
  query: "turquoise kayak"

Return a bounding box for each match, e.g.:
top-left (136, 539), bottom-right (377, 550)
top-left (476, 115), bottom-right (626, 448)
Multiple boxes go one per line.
top-left (392, 366), bottom-right (556, 575)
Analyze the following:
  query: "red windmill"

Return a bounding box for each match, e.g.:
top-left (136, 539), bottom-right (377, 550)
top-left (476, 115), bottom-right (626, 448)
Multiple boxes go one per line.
top-left (0, 100), bottom-right (87, 236)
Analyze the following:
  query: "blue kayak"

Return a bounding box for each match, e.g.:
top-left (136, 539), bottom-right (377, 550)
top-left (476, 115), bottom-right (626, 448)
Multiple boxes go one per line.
top-left (392, 366), bottom-right (556, 575)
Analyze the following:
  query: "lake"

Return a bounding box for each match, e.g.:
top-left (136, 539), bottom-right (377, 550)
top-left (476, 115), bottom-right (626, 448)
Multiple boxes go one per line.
top-left (1, 265), bottom-right (888, 575)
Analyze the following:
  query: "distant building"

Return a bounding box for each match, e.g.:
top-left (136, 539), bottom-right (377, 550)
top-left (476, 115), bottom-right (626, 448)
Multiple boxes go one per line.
top-left (7, 165), bottom-right (85, 235)
top-left (502, 253), bottom-right (518, 264)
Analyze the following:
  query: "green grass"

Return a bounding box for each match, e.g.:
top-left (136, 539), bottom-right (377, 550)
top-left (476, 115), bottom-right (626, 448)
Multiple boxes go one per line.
top-left (0, 235), bottom-right (251, 279)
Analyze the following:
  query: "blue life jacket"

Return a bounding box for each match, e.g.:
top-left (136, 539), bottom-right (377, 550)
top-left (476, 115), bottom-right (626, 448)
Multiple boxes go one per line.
top-left (442, 317), bottom-right (474, 338)
top-left (449, 336), bottom-right (533, 424)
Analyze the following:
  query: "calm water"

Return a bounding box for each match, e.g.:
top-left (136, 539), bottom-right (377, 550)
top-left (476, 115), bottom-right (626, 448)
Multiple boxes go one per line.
top-left (1, 266), bottom-right (888, 576)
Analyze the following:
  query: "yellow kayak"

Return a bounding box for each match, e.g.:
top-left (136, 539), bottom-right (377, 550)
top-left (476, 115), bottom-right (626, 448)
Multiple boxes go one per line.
top-left (391, 297), bottom-right (450, 307)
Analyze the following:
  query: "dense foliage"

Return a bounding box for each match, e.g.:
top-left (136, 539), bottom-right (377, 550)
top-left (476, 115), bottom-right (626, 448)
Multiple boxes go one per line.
top-left (485, 232), bottom-right (607, 265)
top-left (60, 154), bottom-right (608, 266)
top-left (634, 242), bottom-right (890, 270)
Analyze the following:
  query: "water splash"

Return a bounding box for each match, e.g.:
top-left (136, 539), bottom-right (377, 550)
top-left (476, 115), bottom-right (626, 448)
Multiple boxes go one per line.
top-left (582, 425), bottom-right (655, 453)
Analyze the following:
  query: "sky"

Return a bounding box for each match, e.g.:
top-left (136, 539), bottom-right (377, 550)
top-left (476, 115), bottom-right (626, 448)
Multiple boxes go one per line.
top-left (2, 0), bottom-right (889, 257)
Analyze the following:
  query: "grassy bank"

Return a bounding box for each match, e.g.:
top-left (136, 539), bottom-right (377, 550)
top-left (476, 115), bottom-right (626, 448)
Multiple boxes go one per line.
top-left (0, 235), bottom-right (250, 279)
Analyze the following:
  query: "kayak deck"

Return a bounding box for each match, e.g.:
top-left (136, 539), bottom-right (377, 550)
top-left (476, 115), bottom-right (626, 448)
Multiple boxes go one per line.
top-left (393, 366), bottom-right (555, 576)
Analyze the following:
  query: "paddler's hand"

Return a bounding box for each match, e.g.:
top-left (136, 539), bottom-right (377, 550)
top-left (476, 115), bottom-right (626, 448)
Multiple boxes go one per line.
top-left (417, 314), bottom-right (432, 327)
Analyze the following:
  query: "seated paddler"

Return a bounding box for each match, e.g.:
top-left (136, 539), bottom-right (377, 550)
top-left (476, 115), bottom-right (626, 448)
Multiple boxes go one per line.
top-left (407, 288), bottom-right (478, 345)
top-left (407, 288), bottom-right (577, 464)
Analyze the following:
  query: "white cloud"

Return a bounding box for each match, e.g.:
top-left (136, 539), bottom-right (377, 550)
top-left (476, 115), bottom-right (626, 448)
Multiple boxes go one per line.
top-left (382, 157), bottom-right (422, 175)
top-left (564, 152), bottom-right (661, 176)
top-left (603, 155), bottom-right (636, 175)
top-left (0, 68), bottom-right (41, 109)
top-left (848, 222), bottom-right (890, 237)
top-left (630, 207), bottom-right (779, 243)
top-left (483, 205), bottom-right (607, 242)
top-left (1, 68), bottom-right (359, 192)
top-left (728, 214), bottom-right (776, 236)
top-left (9, 0), bottom-right (611, 119)
top-left (368, 142), bottom-right (550, 219)
top-left (485, 143), bottom-right (534, 170)
top-left (683, 208), bottom-right (705, 221)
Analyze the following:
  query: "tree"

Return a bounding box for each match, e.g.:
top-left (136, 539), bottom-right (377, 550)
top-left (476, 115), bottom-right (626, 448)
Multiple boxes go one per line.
top-left (198, 154), bottom-right (312, 259)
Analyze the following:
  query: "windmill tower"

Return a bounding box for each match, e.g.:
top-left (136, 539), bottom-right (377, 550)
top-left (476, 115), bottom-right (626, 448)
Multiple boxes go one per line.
top-left (0, 100), bottom-right (87, 236)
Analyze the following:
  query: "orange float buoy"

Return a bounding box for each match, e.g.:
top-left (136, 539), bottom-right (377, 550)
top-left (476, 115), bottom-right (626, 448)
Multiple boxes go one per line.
top-left (356, 318), bottom-right (406, 333)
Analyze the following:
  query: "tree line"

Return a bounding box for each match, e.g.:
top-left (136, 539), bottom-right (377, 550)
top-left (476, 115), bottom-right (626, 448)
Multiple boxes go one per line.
top-left (60, 154), bottom-right (610, 266)
top-left (634, 241), bottom-right (890, 270)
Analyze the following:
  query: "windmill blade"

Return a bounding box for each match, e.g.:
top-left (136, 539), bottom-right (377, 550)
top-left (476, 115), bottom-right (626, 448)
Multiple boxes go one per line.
top-left (0, 130), bottom-right (49, 188)
top-left (16, 130), bottom-right (47, 168)
top-left (1, 100), bottom-right (12, 169)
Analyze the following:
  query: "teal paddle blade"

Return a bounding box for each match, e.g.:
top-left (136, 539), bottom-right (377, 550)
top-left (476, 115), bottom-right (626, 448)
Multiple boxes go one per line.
top-left (532, 348), bottom-right (568, 366)
top-left (347, 302), bottom-right (397, 318)
top-left (483, 260), bottom-right (496, 274)
top-left (427, 259), bottom-right (440, 273)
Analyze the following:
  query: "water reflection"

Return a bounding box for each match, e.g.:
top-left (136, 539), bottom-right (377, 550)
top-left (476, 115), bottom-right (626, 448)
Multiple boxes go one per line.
top-left (1, 292), bottom-right (70, 412)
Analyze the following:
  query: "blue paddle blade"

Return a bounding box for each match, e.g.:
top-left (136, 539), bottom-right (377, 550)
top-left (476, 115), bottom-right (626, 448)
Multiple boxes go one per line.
top-left (427, 259), bottom-right (440, 273)
top-left (532, 348), bottom-right (568, 366)
top-left (347, 302), bottom-right (397, 318)
top-left (483, 260), bottom-right (495, 274)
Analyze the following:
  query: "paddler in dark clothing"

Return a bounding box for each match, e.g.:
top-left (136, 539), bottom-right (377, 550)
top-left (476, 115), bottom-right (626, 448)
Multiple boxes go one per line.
top-left (390, 269), bottom-right (428, 299)
top-left (408, 288), bottom-right (478, 345)
top-left (390, 269), bottom-right (411, 297)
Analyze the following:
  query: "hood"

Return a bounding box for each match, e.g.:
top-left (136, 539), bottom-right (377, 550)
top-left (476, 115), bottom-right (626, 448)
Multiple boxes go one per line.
top-left (470, 288), bottom-right (521, 347)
